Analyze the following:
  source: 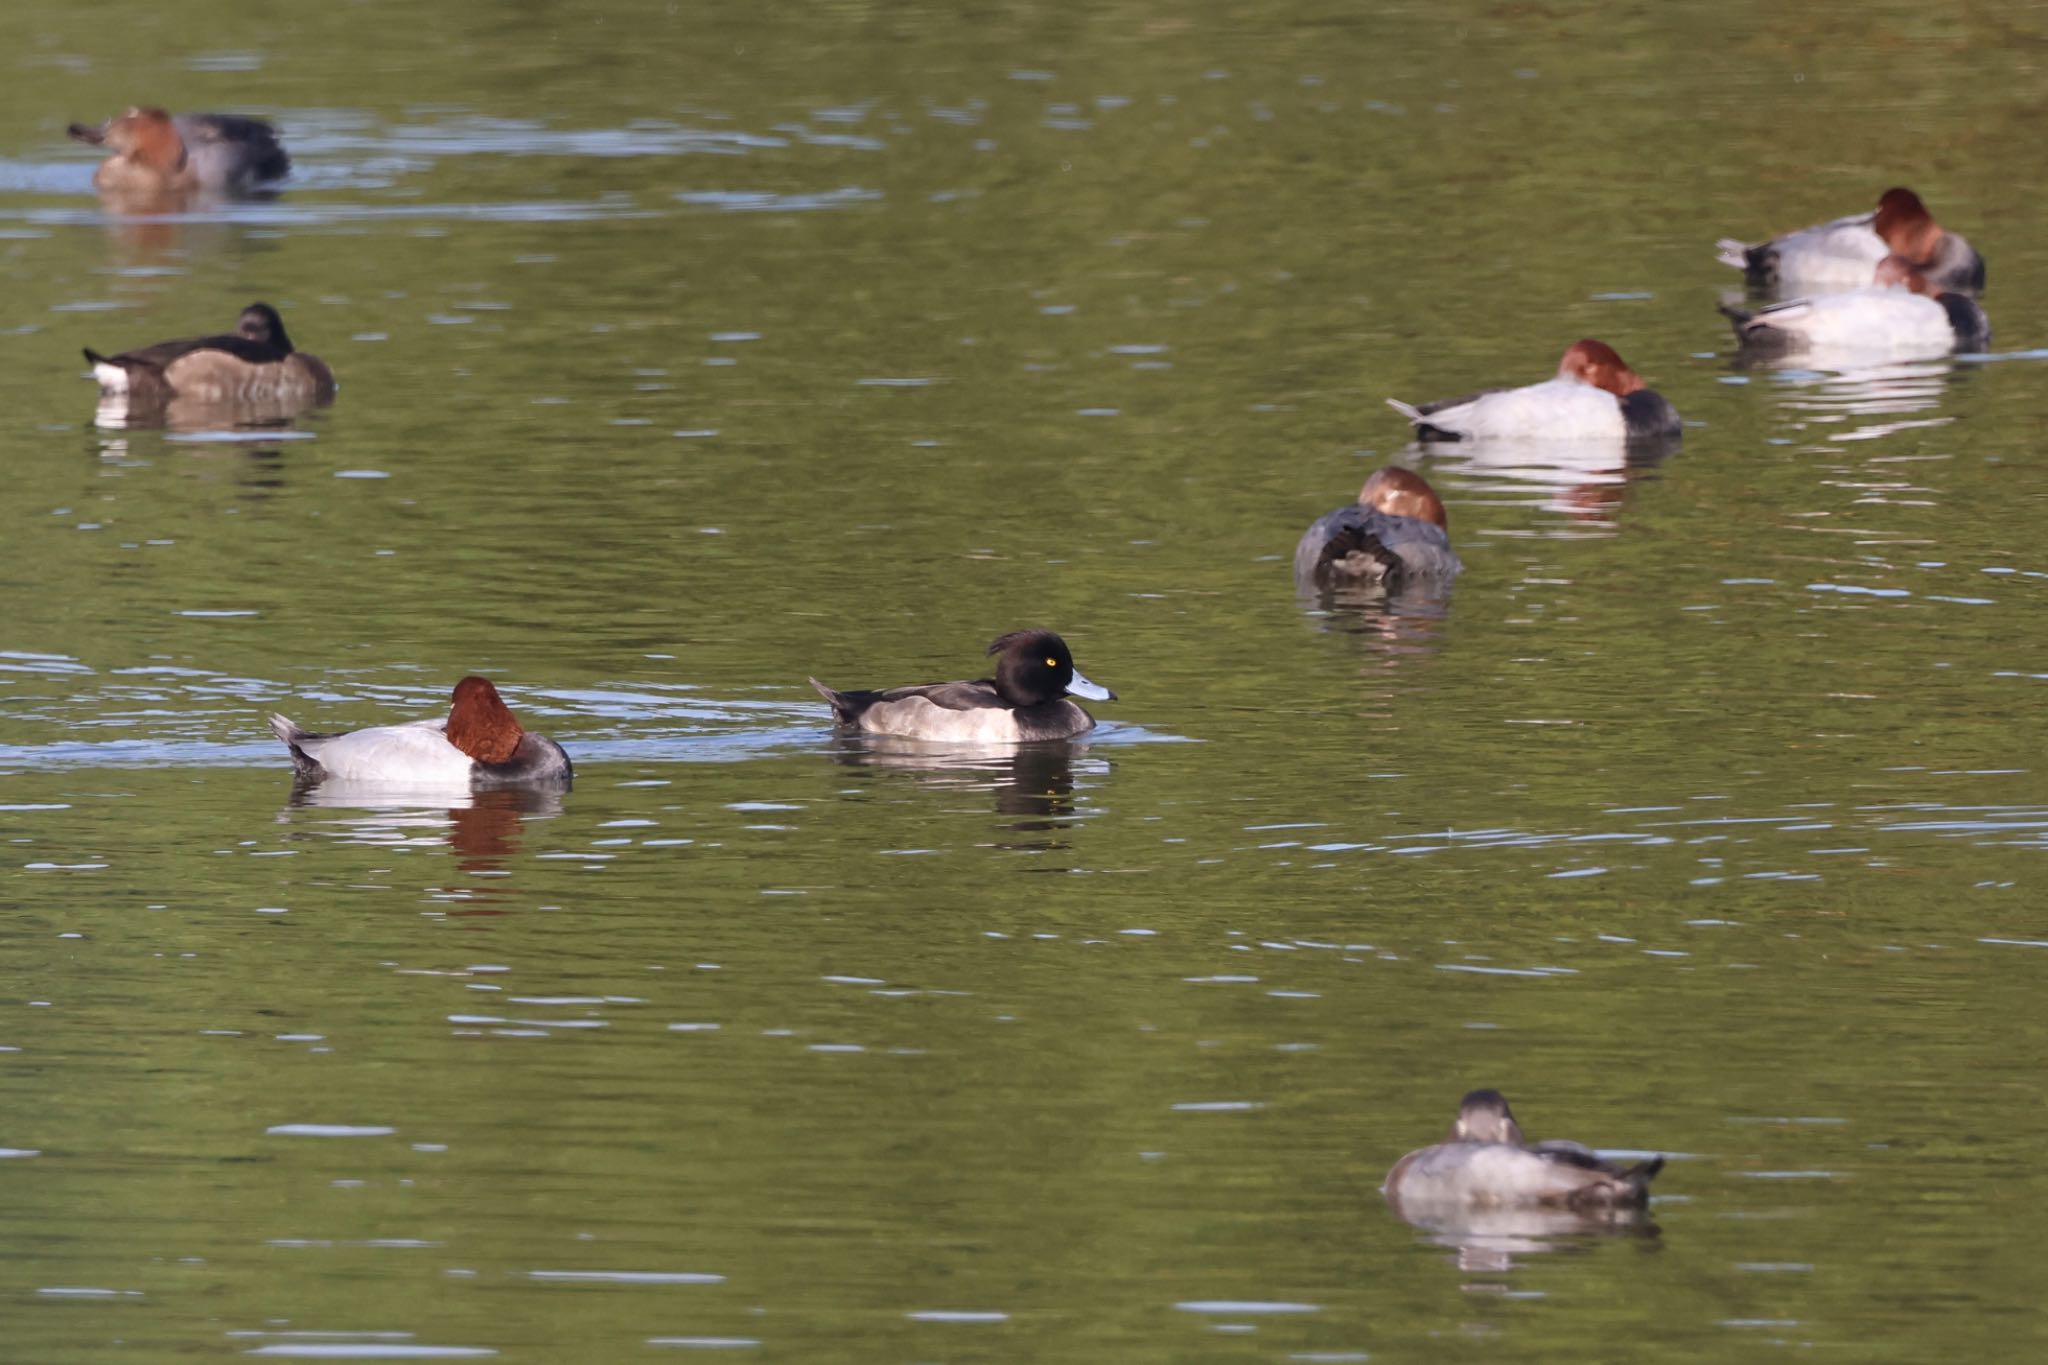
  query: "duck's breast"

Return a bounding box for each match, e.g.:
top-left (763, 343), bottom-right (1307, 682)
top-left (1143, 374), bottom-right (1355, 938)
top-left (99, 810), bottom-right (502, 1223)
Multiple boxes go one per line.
top-left (93, 156), bottom-right (197, 194)
top-left (1926, 231), bottom-right (1987, 294)
top-left (476, 733), bottom-right (574, 786)
top-left (1011, 700), bottom-right (1096, 742)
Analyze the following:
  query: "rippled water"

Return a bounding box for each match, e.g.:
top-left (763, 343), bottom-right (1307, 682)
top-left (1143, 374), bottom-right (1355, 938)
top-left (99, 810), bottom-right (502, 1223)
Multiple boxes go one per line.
top-left (7, 3), bottom-right (2048, 1361)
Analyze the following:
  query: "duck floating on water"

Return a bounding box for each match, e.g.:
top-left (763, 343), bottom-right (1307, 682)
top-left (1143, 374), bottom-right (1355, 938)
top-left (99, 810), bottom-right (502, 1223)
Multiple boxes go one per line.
top-left (1716, 186), bottom-right (1984, 296)
top-left (1720, 257), bottom-right (1989, 358)
top-left (83, 302), bottom-right (336, 410)
top-left (68, 106), bottom-right (291, 196)
top-left (1383, 1089), bottom-right (1664, 1212)
top-left (269, 677), bottom-right (572, 788)
top-left (1388, 340), bottom-right (1681, 445)
top-left (1294, 466), bottom-right (1462, 589)
top-left (810, 630), bottom-right (1114, 743)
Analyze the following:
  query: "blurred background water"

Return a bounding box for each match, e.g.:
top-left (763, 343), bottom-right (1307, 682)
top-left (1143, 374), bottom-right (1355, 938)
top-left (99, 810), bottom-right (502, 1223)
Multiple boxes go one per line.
top-left (5, 2), bottom-right (2048, 1360)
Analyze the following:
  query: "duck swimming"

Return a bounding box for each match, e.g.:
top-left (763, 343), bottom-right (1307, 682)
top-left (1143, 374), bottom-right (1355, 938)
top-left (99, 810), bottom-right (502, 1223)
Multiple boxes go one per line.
top-left (810, 630), bottom-right (1114, 743)
top-left (68, 106), bottom-right (291, 196)
top-left (1383, 1089), bottom-right (1663, 1211)
top-left (1720, 258), bottom-right (1989, 357)
top-left (84, 302), bottom-right (336, 408)
top-left (1388, 340), bottom-right (1680, 445)
top-left (269, 677), bottom-right (572, 787)
top-left (1294, 466), bottom-right (1461, 588)
top-left (1716, 186), bottom-right (1985, 296)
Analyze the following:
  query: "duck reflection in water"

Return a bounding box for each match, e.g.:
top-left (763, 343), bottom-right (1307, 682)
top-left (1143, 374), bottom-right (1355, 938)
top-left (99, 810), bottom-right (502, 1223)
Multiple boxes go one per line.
top-left (824, 733), bottom-right (1094, 841)
top-left (1390, 1199), bottom-right (1659, 1276)
top-left (94, 390), bottom-right (333, 434)
top-left (282, 783), bottom-right (565, 897)
top-left (1297, 570), bottom-right (1456, 649)
top-left (1383, 1089), bottom-right (1664, 1273)
top-left (1728, 346), bottom-right (1971, 438)
top-left (1415, 431), bottom-right (1677, 531)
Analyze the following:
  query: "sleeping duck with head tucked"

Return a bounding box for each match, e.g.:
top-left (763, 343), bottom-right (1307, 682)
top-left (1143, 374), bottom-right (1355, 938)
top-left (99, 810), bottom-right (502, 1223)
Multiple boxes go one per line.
top-left (810, 630), bottom-right (1115, 743)
top-left (83, 302), bottom-right (336, 412)
top-left (1383, 1089), bottom-right (1664, 1214)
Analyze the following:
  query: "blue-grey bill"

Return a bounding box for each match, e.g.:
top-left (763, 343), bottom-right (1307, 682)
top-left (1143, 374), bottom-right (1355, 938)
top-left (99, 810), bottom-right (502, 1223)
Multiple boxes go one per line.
top-left (1067, 671), bottom-right (1115, 702)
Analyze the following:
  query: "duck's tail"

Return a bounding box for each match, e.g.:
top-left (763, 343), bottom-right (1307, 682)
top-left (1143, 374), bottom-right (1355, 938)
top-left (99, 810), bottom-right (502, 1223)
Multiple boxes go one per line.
top-left (1319, 525), bottom-right (1400, 579)
top-left (807, 677), bottom-right (856, 725)
top-left (1714, 237), bottom-right (1752, 271)
top-left (1386, 397), bottom-right (1463, 442)
top-left (267, 713), bottom-right (323, 777)
top-left (1717, 300), bottom-right (1760, 337)
top-left (1560, 1153), bottom-right (1663, 1211)
top-left (82, 348), bottom-right (133, 395)
top-left (1621, 1155), bottom-right (1665, 1194)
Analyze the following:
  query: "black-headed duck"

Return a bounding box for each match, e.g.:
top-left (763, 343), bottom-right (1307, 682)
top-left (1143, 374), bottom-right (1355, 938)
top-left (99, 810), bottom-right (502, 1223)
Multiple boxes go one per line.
top-left (810, 630), bottom-right (1114, 743)
top-left (84, 302), bottom-right (335, 408)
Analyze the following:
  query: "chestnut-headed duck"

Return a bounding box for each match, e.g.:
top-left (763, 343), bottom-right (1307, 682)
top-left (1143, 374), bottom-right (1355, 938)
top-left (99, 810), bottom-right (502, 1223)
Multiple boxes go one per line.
top-left (1717, 187), bottom-right (1985, 295)
top-left (1294, 466), bottom-right (1462, 588)
top-left (1720, 258), bottom-right (1989, 357)
top-left (1383, 1089), bottom-right (1664, 1212)
top-left (269, 677), bottom-right (572, 787)
top-left (68, 106), bottom-right (290, 196)
top-left (84, 303), bottom-right (336, 407)
top-left (1388, 340), bottom-right (1681, 444)
top-left (810, 630), bottom-right (1114, 743)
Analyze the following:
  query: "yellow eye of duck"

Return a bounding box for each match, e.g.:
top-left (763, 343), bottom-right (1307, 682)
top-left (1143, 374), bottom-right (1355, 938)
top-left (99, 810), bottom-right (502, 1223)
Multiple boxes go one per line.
top-left (1045, 657), bottom-right (1058, 667)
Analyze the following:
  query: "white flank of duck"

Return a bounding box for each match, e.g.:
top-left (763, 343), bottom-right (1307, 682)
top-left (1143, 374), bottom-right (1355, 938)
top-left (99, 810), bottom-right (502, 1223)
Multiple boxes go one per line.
top-left (1387, 339), bottom-right (1680, 444)
top-left (268, 676), bottom-right (572, 787)
top-left (1721, 259), bottom-right (1989, 357)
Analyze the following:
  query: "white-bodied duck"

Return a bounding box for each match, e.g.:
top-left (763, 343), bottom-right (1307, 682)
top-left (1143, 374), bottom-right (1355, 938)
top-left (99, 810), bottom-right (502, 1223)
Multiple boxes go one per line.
top-left (269, 677), bottom-right (572, 787)
top-left (1720, 256), bottom-right (1989, 358)
top-left (1388, 340), bottom-right (1681, 445)
top-left (1717, 186), bottom-right (1984, 296)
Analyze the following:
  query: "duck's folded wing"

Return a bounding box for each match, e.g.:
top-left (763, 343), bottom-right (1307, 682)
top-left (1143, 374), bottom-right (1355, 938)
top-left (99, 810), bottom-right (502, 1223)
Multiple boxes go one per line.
top-left (1406, 385), bottom-right (1508, 417)
top-left (176, 114), bottom-right (280, 146)
top-left (106, 332), bottom-right (266, 369)
top-left (878, 680), bottom-right (1007, 712)
top-left (1530, 1139), bottom-right (1605, 1168)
